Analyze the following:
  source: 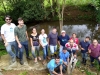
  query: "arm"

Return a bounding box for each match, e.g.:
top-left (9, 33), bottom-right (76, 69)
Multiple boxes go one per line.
top-left (79, 45), bottom-right (84, 50)
top-left (39, 39), bottom-right (44, 48)
top-left (1, 34), bottom-right (7, 43)
top-left (59, 65), bottom-right (63, 75)
top-left (30, 37), bottom-right (33, 47)
top-left (15, 35), bottom-right (22, 48)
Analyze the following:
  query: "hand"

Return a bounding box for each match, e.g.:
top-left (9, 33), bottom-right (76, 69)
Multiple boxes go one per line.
top-left (81, 48), bottom-right (84, 50)
top-left (74, 54), bottom-right (77, 58)
top-left (98, 56), bottom-right (100, 61)
top-left (88, 50), bottom-right (91, 53)
top-left (18, 43), bottom-right (22, 48)
top-left (32, 46), bottom-right (35, 50)
top-left (4, 42), bottom-right (8, 47)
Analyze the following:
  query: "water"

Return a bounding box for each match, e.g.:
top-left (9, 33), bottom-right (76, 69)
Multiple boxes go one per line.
top-left (0, 21), bottom-right (98, 42)
top-left (27, 21), bottom-right (97, 41)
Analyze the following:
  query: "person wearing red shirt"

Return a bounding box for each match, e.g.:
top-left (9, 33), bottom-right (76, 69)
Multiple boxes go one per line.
top-left (70, 33), bottom-right (79, 45)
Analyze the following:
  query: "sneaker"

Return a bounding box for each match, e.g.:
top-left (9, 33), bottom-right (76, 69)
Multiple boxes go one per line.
top-left (12, 57), bottom-right (16, 63)
top-left (26, 56), bottom-right (32, 60)
top-left (20, 60), bottom-right (24, 65)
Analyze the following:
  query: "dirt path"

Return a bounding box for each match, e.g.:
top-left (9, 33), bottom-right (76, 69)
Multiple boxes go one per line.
top-left (0, 54), bottom-right (87, 75)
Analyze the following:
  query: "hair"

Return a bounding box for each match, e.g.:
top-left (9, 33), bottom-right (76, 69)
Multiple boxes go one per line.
top-left (92, 39), bottom-right (98, 42)
top-left (52, 27), bottom-right (57, 30)
top-left (18, 17), bottom-right (23, 21)
top-left (5, 15), bottom-right (12, 19)
top-left (63, 47), bottom-right (67, 50)
top-left (86, 36), bottom-right (90, 40)
top-left (55, 55), bottom-right (60, 59)
top-left (72, 33), bottom-right (77, 35)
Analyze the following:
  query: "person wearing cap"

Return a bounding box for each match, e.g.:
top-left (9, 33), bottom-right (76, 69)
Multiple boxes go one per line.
top-left (58, 30), bottom-right (70, 52)
top-left (59, 47), bottom-right (70, 72)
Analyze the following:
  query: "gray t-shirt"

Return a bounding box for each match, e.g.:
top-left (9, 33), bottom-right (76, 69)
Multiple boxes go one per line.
top-left (14, 25), bottom-right (27, 42)
top-left (48, 32), bottom-right (58, 46)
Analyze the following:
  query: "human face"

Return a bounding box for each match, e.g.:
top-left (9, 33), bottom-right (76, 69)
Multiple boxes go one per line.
top-left (32, 28), bottom-right (37, 34)
top-left (69, 40), bottom-right (74, 46)
top-left (41, 29), bottom-right (45, 34)
top-left (63, 50), bottom-right (67, 53)
top-left (55, 58), bottom-right (60, 65)
top-left (18, 20), bottom-right (24, 26)
top-left (52, 28), bottom-right (57, 34)
top-left (93, 40), bottom-right (98, 46)
top-left (72, 34), bottom-right (76, 38)
top-left (5, 17), bottom-right (12, 24)
top-left (85, 38), bottom-right (90, 42)
top-left (61, 32), bottom-right (66, 37)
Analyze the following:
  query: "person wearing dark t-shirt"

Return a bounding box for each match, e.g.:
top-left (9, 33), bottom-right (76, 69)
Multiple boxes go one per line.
top-left (30, 27), bottom-right (41, 62)
top-left (79, 37), bottom-right (90, 65)
top-left (48, 27), bottom-right (58, 58)
top-left (58, 30), bottom-right (70, 52)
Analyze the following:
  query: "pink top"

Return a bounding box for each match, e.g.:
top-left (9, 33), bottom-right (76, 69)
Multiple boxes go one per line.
top-left (88, 44), bottom-right (100, 57)
top-left (70, 37), bottom-right (79, 45)
top-left (65, 42), bottom-right (79, 50)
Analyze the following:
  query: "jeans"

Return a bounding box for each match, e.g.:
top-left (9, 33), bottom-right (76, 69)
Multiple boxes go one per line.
top-left (90, 56), bottom-right (100, 65)
top-left (19, 41), bottom-right (29, 61)
top-left (50, 45), bottom-right (57, 54)
top-left (67, 49), bottom-right (76, 55)
top-left (43, 45), bottom-right (48, 59)
top-left (31, 46), bottom-right (40, 58)
top-left (59, 45), bottom-right (63, 52)
top-left (48, 69), bottom-right (54, 75)
top-left (5, 41), bottom-right (17, 61)
top-left (81, 53), bottom-right (88, 60)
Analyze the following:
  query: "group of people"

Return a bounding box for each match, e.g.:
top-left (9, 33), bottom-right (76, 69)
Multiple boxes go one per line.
top-left (1, 15), bottom-right (100, 75)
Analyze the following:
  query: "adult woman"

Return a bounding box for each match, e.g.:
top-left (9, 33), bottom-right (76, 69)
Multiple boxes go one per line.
top-left (30, 27), bottom-right (41, 62)
top-left (70, 33), bottom-right (79, 45)
top-left (39, 29), bottom-right (48, 64)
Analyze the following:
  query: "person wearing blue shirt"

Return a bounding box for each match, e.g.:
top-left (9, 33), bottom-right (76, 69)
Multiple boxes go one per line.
top-left (58, 30), bottom-right (70, 52)
top-left (59, 47), bottom-right (70, 72)
top-left (79, 36), bottom-right (90, 65)
top-left (47, 56), bottom-right (64, 75)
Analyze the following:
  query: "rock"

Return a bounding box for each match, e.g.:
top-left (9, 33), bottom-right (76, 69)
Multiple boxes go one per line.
top-left (0, 72), bottom-right (3, 75)
top-left (0, 54), bottom-right (46, 71)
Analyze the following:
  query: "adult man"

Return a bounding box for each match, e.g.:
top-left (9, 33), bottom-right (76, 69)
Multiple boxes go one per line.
top-left (59, 47), bottom-right (70, 72)
top-left (79, 36), bottom-right (90, 65)
top-left (47, 56), bottom-right (63, 75)
top-left (14, 17), bottom-right (31, 65)
top-left (1, 15), bottom-right (18, 64)
top-left (65, 39), bottom-right (79, 56)
top-left (88, 39), bottom-right (100, 67)
top-left (58, 30), bottom-right (70, 52)
top-left (48, 27), bottom-right (58, 58)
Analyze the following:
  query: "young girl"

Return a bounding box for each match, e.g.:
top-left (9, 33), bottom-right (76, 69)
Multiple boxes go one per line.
top-left (30, 27), bottom-right (41, 62)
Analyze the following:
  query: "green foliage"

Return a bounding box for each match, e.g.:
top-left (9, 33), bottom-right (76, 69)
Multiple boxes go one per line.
top-left (0, 16), bottom-right (5, 26)
top-left (85, 69), bottom-right (95, 75)
top-left (18, 71), bottom-right (28, 75)
top-left (8, 0), bottom-right (49, 22)
top-left (76, 60), bottom-right (81, 68)
top-left (0, 50), bottom-right (7, 57)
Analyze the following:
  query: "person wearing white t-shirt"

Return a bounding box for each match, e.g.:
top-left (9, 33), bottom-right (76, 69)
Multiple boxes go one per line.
top-left (39, 29), bottom-right (48, 64)
top-left (1, 15), bottom-right (18, 64)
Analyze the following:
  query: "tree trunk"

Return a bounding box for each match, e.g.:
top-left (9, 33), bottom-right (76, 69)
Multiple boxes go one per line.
top-left (57, 0), bottom-right (66, 33)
